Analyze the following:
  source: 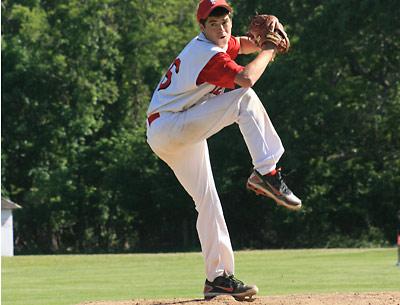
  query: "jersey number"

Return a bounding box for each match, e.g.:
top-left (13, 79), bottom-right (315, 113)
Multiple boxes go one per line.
top-left (158, 58), bottom-right (181, 91)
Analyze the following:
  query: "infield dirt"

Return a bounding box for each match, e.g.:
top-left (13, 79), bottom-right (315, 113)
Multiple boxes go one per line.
top-left (78, 292), bottom-right (400, 305)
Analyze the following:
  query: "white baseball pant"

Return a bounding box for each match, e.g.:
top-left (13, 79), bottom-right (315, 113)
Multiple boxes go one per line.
top-left (146, 87), bottom-right (284, 281)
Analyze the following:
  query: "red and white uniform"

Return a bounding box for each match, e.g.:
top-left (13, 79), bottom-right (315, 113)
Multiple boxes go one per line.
top-left (146, 33), bottom-right (284, 281)
top-left (147, 33), bottom-right (243, 114)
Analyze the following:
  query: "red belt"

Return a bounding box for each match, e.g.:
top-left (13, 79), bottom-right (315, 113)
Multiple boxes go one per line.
top-left (147, 112), bottom-right (160, 126)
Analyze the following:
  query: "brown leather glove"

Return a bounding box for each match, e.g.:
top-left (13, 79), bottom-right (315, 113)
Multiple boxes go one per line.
top-left (247, 14), bottom-right (290, 53)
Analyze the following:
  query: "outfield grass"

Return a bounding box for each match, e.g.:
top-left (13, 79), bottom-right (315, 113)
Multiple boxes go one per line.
top-left (2, 248), bottom-right (400, 305)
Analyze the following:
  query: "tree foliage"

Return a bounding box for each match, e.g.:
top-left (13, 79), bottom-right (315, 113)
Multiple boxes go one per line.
top-left (2, 0), bottom-right (399, 253)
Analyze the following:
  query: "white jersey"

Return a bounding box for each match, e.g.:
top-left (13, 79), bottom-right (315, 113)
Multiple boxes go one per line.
top-left (147, 33), bottom-right (227, 115)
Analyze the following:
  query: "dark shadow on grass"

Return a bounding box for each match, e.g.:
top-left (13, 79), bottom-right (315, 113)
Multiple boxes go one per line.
top-left (152, 300), bottom-right (205, 305)
top-left (152, 297), bottom-right (255, 304)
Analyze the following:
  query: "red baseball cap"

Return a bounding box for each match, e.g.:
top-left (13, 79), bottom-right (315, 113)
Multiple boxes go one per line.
top-left (197, 0), bottom-right (233, 22)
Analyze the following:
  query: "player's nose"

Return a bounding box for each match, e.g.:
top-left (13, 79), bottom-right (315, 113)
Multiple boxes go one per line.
top-left (217, 23), bottom-right (225, 31)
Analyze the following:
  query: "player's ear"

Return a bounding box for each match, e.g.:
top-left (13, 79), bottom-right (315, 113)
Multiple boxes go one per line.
top-left (199, 19), bottom-right (206, 32)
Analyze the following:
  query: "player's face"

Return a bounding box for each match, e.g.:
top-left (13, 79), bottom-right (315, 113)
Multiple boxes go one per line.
top-left (201, 15), bottom-right (232, 48)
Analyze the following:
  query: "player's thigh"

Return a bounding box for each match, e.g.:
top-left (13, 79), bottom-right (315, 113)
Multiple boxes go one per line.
top-left (176, 88), bottom-right (253, 143)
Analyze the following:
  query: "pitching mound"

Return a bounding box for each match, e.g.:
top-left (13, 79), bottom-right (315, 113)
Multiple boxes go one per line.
top-left (78, 292), bottom-right (400, 305)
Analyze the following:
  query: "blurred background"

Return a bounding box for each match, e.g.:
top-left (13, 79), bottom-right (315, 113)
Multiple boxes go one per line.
top-left (1, 0), bottom-right (399, 255)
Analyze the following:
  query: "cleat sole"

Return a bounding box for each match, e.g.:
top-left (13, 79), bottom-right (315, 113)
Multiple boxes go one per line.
top-left (246, 181), bottom-right (302, 211)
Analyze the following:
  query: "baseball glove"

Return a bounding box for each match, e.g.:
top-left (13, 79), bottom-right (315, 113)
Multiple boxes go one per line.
top-left (247, 14), bottom-right (290, 53)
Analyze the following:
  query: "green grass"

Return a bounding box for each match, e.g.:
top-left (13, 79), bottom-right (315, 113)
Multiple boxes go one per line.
top-left (2, 248), bottom-right (400, 305)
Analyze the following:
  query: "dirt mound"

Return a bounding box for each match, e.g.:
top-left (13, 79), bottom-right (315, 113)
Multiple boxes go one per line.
top-left (77, 291), bottom-right (400, 305)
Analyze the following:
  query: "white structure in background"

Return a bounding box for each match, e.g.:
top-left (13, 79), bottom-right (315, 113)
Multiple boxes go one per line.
top-left (1, 198), bottom-right (22, 256)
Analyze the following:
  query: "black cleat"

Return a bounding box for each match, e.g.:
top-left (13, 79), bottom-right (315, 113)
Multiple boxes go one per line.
top-left (247, 168), bottom-right (302, 210)
top-left (203, 274), bottom-right (258, 301)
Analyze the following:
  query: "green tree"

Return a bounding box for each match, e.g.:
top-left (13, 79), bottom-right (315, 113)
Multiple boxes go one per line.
top-left (2, 0), bottom-right (199, 253)
top-left (2, 0), bottom-right (399, 253)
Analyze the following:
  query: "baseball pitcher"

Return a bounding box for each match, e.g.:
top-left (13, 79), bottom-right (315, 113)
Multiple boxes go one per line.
top-left (146, 0), bottom-right (301, 300)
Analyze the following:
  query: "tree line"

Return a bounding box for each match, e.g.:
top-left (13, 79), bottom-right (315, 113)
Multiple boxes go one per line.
top-left (2, 0), bottom-right (399, 254)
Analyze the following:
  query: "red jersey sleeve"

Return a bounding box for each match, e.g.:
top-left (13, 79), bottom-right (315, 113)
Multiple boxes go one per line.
top-left (196, 36), bottom-right (244, 89)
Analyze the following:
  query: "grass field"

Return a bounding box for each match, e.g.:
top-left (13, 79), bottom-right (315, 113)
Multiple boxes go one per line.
top-left (2, 248), bottom-right (400, 305)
